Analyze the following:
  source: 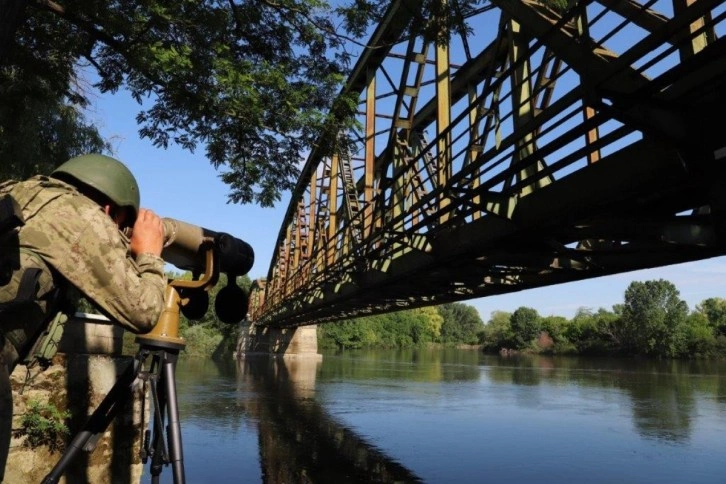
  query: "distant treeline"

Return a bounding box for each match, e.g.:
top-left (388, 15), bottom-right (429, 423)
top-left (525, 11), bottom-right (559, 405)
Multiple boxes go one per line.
top-left (318, 303), bottom-right (484, 350)
top-left (321, 279), bottom-right (726, 359)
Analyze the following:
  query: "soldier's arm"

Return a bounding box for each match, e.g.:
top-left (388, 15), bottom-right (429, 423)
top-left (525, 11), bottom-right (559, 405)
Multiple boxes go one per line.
top-left (59, 215), bottom-right (166, 333)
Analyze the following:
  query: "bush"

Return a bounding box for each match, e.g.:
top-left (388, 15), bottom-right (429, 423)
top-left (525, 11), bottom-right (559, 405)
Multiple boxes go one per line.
top-left (14, 400), bottom-right (70, 453)
top-left (180, 323), bottom-right (224, 358)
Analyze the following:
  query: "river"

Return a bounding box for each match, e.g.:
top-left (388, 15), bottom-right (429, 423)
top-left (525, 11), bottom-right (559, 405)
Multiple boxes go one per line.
top-left (149, 349), bottom-right (726, 483)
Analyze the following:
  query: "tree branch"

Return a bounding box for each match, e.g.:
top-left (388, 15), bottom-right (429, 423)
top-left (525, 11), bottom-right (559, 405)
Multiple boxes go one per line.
top-left (258, 0), bottom-right (370, 48)
top-left (31, 0), bottom-right (197, 102)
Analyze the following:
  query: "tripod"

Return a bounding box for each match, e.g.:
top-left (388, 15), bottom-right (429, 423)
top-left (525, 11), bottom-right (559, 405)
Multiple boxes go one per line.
top-left (43, 247), bottom-right (218, 484)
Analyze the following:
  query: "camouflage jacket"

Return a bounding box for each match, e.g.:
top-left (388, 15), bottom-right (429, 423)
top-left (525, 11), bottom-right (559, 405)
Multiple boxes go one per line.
top-left (0, 176), bottom-right (165, 334)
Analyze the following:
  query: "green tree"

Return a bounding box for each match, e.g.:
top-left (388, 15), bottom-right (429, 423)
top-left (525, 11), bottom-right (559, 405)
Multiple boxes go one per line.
top-left (539, 315), bottom-right (574, 352)
top-left (415, 306), bottom-right (444, 343)
top-left (696, 297), bottom-right (726, 336)
top-left (438, 303), bottom-right (483, 345)
top-left (480, 311), bottom-right (513, 351)
top-left (318, 318), bottom-right (375, 350)
top-left (618, 279), bottom-right (688, 357)
top-left (0, 70), bottom-right (110, 180)
top-left (681, 311), bottom-right (717, 358)
top-left (510, 306), bottom-right (541, 349)
top-left (1, 0), bottom-right (362, 205)
top-left (565, 307), bottom-right (621, 355)
top-left (1, 0), bottom-right (112, 180)
top-left (318, 306), bottom-right (445, 349)
top-left (1, 0), bottom-right (519, 204)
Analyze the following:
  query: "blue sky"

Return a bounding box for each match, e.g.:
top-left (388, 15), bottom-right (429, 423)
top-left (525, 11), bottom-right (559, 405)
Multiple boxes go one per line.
top-left (87, 85), bottom-right (726, 323)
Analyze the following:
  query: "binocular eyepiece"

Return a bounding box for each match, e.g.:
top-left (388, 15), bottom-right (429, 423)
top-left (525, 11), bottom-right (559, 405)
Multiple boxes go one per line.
top-left (160, 218), bottom-right (254, 324)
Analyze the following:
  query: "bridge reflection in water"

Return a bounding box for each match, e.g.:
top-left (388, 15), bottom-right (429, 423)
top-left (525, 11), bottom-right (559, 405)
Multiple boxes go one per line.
top-left (235, 357), bottom-right (423, 483)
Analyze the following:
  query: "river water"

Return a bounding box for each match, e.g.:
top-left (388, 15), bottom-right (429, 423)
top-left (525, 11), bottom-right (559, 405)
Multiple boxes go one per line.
top-left (150, 349), bottom-right (726, 483)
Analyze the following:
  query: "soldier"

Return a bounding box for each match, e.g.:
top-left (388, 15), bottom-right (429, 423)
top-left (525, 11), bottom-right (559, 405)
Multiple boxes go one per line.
top-left (0, 153), bottom-right (166, 481)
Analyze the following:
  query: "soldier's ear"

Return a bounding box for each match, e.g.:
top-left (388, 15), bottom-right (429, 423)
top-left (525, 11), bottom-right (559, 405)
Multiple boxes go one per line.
top-left (102, 204), bottom-right (125, 228)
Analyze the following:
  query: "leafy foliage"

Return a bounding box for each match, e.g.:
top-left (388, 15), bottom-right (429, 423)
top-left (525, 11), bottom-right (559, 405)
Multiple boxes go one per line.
top-left (180, 323), bottom-right (225, 358)
top-left (479, 310), bottom-right (513, 351)
top-left (438, 303), bottom-right (483, 344)
top-left (0, 70), bottom-right (109, 180)
top-left (2, 0), bottom-right (364, 205)
top-left (476, 279), bottom-right (725, 360)
top-left (696, 297), bottom-right (726, 336)
top-left (0, 0), bottom-right (111, 180)
top-left (510, 306), bottom-right (541, 349)
top-left (319, 303), bottom-right (480, 350)
top-left (562, 307), bottom-right (620, 355)
top-left (14, 399), bottom-right (71, 453)
top-left (619, 279), bottom-right (689, 357)
top-left (1, 0), bottom-right (571, 204)
top-left (681, 311), bottom-right (717, 358)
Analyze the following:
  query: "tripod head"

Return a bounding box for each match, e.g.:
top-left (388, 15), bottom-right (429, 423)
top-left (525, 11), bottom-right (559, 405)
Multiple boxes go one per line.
top-left (136, 218), bottom-right (255, 349)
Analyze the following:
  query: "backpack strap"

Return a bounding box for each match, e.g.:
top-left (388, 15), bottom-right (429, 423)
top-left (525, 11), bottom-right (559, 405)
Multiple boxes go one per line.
top-left (2, 267), bottom-right (42, 309)
top-left (0, 194), bottom-right (23, 234)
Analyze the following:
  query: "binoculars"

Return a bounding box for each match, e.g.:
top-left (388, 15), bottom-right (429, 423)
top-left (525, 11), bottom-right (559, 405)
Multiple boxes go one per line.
top-left (160, 218), bottom-right (254, 324)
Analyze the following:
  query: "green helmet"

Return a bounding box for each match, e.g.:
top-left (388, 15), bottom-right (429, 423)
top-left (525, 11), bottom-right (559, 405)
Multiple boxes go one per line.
top-left (51, 154), bottom-right (140, 220)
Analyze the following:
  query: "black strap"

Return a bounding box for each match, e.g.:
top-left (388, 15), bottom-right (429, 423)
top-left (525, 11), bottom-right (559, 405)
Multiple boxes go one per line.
top-left (0, 194), bottom-right (24, 234)
top-left (0, 267), bottom-right (42, 310)
top-left (15, 267), bottom-right (41, 303)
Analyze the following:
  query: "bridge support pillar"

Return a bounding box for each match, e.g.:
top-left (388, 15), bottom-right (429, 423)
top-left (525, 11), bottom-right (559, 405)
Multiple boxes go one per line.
top-left (235, 322), bottom-right (322, 360)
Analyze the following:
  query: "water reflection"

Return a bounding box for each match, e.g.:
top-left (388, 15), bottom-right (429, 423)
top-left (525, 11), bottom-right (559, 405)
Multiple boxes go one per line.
top-left (170, 352), bottom-right (726, 483)
top-left (236, 356), bottom-right (423, 483)
top-left (484, 355), bottom-right (726, 443)
top-left (318, 348), bottom-right (482, 383)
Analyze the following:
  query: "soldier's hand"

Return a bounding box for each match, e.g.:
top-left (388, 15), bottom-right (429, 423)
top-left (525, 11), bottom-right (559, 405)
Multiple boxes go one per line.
top-left (130, 208), bottom-right (164, 257)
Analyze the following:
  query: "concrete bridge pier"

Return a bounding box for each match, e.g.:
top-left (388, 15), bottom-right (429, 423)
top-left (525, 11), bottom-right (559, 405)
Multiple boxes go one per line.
top-left (235, 322), bottom-right (322, 360)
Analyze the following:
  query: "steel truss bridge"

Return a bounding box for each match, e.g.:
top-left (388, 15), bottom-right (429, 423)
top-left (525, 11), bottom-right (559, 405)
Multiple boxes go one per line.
top-left (249, 0), bottom-right (726, 328)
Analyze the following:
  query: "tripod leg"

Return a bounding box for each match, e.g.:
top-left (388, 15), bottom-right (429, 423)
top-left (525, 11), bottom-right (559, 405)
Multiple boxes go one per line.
top-left (42, 357), bottom-right (142, 484)
top-left (148, 355), bottom-right (168, 483)
top-left (147, 349), bottom-right (185, 484)
top-left (161, 352), bottom-right (185, 483)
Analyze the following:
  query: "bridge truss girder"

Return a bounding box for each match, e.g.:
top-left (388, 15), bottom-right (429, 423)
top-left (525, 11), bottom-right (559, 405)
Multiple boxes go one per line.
top-left (251, 0), bottom-right (726, 327)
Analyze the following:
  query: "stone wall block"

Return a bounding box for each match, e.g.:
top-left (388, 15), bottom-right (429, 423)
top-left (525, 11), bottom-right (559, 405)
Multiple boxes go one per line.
top-left (5, 315), bottom-right (147, 483)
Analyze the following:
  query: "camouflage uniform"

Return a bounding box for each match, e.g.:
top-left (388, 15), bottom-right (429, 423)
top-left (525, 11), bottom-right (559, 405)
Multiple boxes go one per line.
top-left (0, 175), bottom-right (166, 367)
top-left (0, 169), bottom-right (165, 482)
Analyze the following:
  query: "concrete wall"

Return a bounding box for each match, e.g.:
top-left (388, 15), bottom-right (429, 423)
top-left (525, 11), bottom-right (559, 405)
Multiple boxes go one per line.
top-left (5, 313), bottom-right (146, 483)
top-left (236, 322), bottom-right (322, 361)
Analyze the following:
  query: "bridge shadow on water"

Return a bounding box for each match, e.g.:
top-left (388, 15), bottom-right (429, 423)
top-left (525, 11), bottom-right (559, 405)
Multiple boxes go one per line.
top-left (234, 356), bottom-right (423, 484)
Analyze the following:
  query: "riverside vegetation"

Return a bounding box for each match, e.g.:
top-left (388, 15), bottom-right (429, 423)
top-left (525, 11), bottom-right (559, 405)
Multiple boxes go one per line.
top-left (110, 275), bottom-right (726, 361)
top-left (322, 279), bottom-right (726, 360)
